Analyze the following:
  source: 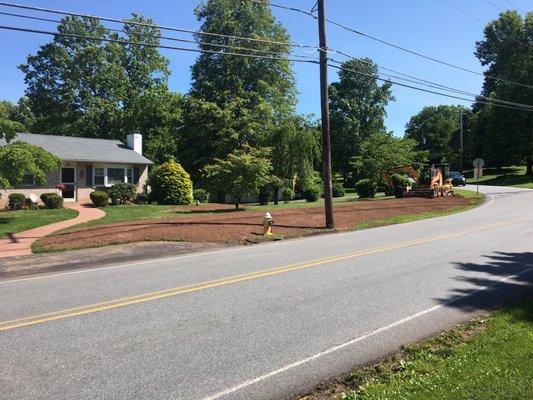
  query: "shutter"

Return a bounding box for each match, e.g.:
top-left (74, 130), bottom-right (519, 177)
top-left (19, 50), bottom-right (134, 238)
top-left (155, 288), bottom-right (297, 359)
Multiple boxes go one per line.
top-left (86, 165), bottom-right (93, 187)
top-left (133, 166), bottom-right (140, 185)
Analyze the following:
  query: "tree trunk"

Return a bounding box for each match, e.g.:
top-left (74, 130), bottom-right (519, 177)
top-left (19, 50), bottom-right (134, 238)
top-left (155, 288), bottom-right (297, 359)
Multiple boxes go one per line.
top-left (526, 155), bottom-right (532, 176)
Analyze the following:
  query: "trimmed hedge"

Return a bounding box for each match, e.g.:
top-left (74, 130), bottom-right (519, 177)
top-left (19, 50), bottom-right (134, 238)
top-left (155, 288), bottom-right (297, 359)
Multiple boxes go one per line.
top-left (42, 193), bottom-right (63, 209)
top-left (90, 191), bottom-right (110, 207)
top-left (332, 183), bottom-right (345, 198)
top-left (390, 173), bottom-right (411, 188)
top-left (303, 185), bottom-right (322, 202)
top-left (355, 179), bottom-right (376, 198)
top-left (148, 160), bottom-right (193, 205)
top-left (8, 193), bottom-right (25, 210)
top-left (108, 183), bottom-right (136, 204)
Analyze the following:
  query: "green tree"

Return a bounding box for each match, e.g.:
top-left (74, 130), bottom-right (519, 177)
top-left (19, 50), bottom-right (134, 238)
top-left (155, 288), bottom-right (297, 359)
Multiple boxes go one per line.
top-left (329, 58), bottom-right (394, 179)
top-left (474, 10), bottom-right (533, 174)
top-left (203, 145), bottom-right (272, 209)
top-left (266, 115), bottom-right (321, 190)
top-left (0, 142), bottom-right (60, 189)
top-left (19, 14), bottom-right (180, 159)
top-left (0, 98), bottom-right (35, 141)
top-left (180, 0), bottom-right (296, 179)
top-left (351, 132), bottom-right (427, 190)
top-left (404, 105), bottom-right (467, 165)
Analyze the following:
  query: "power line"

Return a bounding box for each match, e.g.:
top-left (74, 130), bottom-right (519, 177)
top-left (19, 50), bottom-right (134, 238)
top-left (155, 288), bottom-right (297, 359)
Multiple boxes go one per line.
top-left (2, 23), bottom-right (531, 113)
top-left (3, 6), bottom-right (529, 110)
top-left (482, 0), bottom-right (504, 11)
top-left (0, 1), bottom-right (318, 50)
top-left (502, 0), bottom-right (525, 12)
top-left (439, 0), bottom-right (529, 46)
top-left (0, 10), bottom-right (318, 61)
top-left (260, 0), bottom-right (533, 90)
top-left (329, 62), bottom-right (533, 112)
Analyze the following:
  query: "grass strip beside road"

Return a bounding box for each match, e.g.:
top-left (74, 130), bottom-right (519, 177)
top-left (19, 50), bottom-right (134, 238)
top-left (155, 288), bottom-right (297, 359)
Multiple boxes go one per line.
top-left (0, 208), bottom-right (79, 238)
top-left (464, 165), bottom-right (533, 189)
top-left (354, 189), bottom-right (483, 230)
top-left (302, 298), bottom-right (533, 400)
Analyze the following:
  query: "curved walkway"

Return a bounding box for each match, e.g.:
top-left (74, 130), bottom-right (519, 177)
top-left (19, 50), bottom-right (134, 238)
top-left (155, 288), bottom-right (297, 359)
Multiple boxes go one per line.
top-left (0, 204), bottom-right (105, 258)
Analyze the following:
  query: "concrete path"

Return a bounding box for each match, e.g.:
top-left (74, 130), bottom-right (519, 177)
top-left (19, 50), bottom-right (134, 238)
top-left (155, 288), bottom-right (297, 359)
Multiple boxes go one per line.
top-left (0, 185), bottom-right (532, 400)
top-left (0, 203), bottom-right (105, 258)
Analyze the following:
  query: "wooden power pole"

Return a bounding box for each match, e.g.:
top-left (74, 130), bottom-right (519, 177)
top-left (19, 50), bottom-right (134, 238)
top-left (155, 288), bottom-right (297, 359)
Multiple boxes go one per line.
top-left (317, 0), bottom-right (335, 229)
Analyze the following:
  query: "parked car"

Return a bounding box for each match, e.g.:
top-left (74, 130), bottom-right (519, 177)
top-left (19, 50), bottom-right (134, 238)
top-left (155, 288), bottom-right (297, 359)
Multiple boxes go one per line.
top-left (449, 171), bottom-right (466, 186)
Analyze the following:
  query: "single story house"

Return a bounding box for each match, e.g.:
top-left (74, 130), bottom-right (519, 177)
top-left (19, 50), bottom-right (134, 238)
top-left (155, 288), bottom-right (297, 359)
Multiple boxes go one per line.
top-left (0, 132), bottom-right (153, 205)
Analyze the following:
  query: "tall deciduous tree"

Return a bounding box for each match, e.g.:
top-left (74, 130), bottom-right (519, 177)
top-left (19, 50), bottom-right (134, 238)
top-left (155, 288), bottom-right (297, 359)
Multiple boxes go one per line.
top-left (404, 105), bottom-right (467, 165)
top-left (0, 98), bottom-right (35, 141)
top-left (329, 58), bottom-right (394, 180)
top-left (474, 10), bottom-right (532, 174)
top-left (180, 0), bottom-right (297, 179)
top-left (19, 14), bottom-right (181, 160)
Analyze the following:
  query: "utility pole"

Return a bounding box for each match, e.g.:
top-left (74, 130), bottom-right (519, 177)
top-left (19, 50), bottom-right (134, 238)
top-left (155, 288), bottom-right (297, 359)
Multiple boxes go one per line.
top-left (317, 0), bottom-right (335, 229)
top-left (459, 110), bottom-right (464, 173)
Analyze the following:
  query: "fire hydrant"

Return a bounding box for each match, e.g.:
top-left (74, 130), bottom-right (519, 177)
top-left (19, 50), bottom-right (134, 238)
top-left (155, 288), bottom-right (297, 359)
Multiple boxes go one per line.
top-left (263, 212), bottom-right (274, 236)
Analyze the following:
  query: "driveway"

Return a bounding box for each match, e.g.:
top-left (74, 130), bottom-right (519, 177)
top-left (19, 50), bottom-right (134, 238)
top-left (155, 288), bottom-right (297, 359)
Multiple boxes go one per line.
top-left (0, 185), bottom-right (532, 399)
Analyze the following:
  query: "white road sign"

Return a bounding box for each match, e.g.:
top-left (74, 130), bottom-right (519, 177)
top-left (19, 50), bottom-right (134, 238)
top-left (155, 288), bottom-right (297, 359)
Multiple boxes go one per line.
top-left (473, 158), bottom-right (485, 168)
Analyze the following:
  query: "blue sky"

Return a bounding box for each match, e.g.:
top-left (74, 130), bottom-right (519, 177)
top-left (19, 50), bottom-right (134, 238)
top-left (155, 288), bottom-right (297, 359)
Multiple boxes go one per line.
top-left (0, 0), bottom-right (528, 135)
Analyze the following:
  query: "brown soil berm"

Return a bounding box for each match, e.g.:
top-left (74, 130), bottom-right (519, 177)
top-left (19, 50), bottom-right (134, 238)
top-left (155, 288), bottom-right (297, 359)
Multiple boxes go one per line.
top-left (37, 197), bottom-right (468, 252)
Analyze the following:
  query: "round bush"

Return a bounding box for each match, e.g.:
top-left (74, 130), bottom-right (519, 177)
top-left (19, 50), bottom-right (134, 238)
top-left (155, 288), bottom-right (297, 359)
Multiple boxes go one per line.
top-left (42, 193), bottom-right (63, 209)
top-left (108, 183), bottom-right (136, 205)
top-left (282, 187), bottom-right (295, 202)
top-left (8, 193), bottom-right (26, 210)
top-left (90, 191), bottom-right (110, 207)
top-left (303, 185), bottom-right (322, 202)
top-left (148, 160), bottom-right (193, 205)
top-left (257, 185), bottom-right (271, 205)
top-left (332, 183), bottom-right (345, 198)
top-left (355, 179), bottom-right (376, 198)
top-left (193, 188), bottom-right (208, 203)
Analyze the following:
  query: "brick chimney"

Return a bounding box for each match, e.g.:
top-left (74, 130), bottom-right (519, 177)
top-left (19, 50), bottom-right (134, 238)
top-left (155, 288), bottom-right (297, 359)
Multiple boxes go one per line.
top-left (126, 131), bottom-right (142, 155)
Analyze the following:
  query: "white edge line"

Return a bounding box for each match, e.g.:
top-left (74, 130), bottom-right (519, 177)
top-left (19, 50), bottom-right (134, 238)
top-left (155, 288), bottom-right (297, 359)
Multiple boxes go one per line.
top-left (0, 192), bottom-right (497, 285)
top-left (201, 265), bottom-right (533, 400)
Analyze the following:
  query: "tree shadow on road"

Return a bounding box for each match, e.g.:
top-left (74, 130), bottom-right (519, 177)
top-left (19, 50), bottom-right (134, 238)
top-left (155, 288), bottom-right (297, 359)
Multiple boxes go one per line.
top-left (434, 251), bottom-right (533, 322)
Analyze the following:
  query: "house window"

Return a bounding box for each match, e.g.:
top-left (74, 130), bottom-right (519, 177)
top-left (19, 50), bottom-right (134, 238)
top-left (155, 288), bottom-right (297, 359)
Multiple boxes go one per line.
top-left (94, 168), bottom-right (105, 186)
top-left (22, 172), bottom-right (34, 186)
top-left (108, 168), bottom-right (125, 185)
top-left (126, 168), bottom-right (132, 184)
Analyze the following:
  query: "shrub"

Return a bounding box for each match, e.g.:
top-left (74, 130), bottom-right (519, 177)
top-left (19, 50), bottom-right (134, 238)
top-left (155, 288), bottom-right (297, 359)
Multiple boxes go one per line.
top-left (135, 192), bottom-right (149, 205)
top-left (303, 185), bottom-right (322, 202)
top-left (257, 185), bottom-right (271, 205)
top-left (90, 191), bottom-right (109, 207)
top-left (390, 173), bottom-right (411, 188)
top-left (355, 179), bottom-right (376, 198)
top-left (40, 192), bottom-right (57, 203)
top-left (8, 193), bottom-right (26, 210)
top-left (149, 160), bottom-right (193, 205)
top-left (193, 188), bottom-right (208, 203)
top-left (42, 193), bottom-right (63, 209)
top-left (108, 183), bottom-right (136, 205)
top-left (282, 187), bottom-right (295, 202)
top-left (332, 183), bottom-right (345, 198)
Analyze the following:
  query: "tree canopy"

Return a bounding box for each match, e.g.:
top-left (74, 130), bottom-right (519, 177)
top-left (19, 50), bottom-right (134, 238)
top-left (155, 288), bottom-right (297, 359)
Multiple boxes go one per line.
top-left (330, 58), bottom-right (394, 179)
top-left (202, 145), bottom-right (272, 209)
top-left (19, 14), bottom-right (181, 161)
top-left (180, 0), bottom-right (297, 179)
top-left (0, 99), bottom-right (35, 142)
top-left (0, 141), bottom-right (60, 189)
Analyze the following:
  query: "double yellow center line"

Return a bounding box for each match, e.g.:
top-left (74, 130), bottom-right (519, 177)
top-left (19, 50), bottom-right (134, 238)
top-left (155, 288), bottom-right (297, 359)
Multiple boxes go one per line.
top-left (0, 219), bottom-right (517, 332)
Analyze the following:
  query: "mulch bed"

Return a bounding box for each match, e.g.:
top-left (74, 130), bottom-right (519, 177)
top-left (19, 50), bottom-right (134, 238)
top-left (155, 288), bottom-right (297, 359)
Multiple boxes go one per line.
top-left (37, 197), bottom-right (468, 252)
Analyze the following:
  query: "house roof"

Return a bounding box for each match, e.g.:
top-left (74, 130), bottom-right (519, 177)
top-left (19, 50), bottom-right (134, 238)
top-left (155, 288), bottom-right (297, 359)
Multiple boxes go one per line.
top-left (0, 133), bottom-right (153, 165)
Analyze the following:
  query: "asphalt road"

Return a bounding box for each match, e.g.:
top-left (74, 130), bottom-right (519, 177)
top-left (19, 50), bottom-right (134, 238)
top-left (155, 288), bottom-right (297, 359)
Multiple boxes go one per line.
top-left (1, 185), bottom-right (532, 400)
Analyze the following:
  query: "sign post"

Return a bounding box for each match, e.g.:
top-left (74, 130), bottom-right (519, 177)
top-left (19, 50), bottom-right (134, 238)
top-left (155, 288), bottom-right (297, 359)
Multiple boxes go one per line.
top-left (473, 158), bottom-right (485, 195)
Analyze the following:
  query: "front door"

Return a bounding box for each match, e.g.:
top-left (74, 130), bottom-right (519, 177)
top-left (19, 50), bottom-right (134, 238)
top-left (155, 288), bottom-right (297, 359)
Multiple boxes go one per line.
top-left (61, 167), bottom-right (76, 201)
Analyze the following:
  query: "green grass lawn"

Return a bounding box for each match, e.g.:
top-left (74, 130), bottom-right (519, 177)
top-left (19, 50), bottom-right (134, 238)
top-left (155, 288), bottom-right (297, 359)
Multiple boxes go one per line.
top-left (310, 298), bottom-right (533, 400)
top-left (464, 165), bottom-right (533, 189)
top-left (0, 208), bottom-right (79, 238)
top-left (354, 189), bottom-right (483, 230)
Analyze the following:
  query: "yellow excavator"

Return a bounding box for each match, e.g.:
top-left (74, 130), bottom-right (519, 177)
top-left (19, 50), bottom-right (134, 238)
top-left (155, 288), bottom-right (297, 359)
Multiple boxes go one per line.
top-left (383, 164), bottom-right (454, 199)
